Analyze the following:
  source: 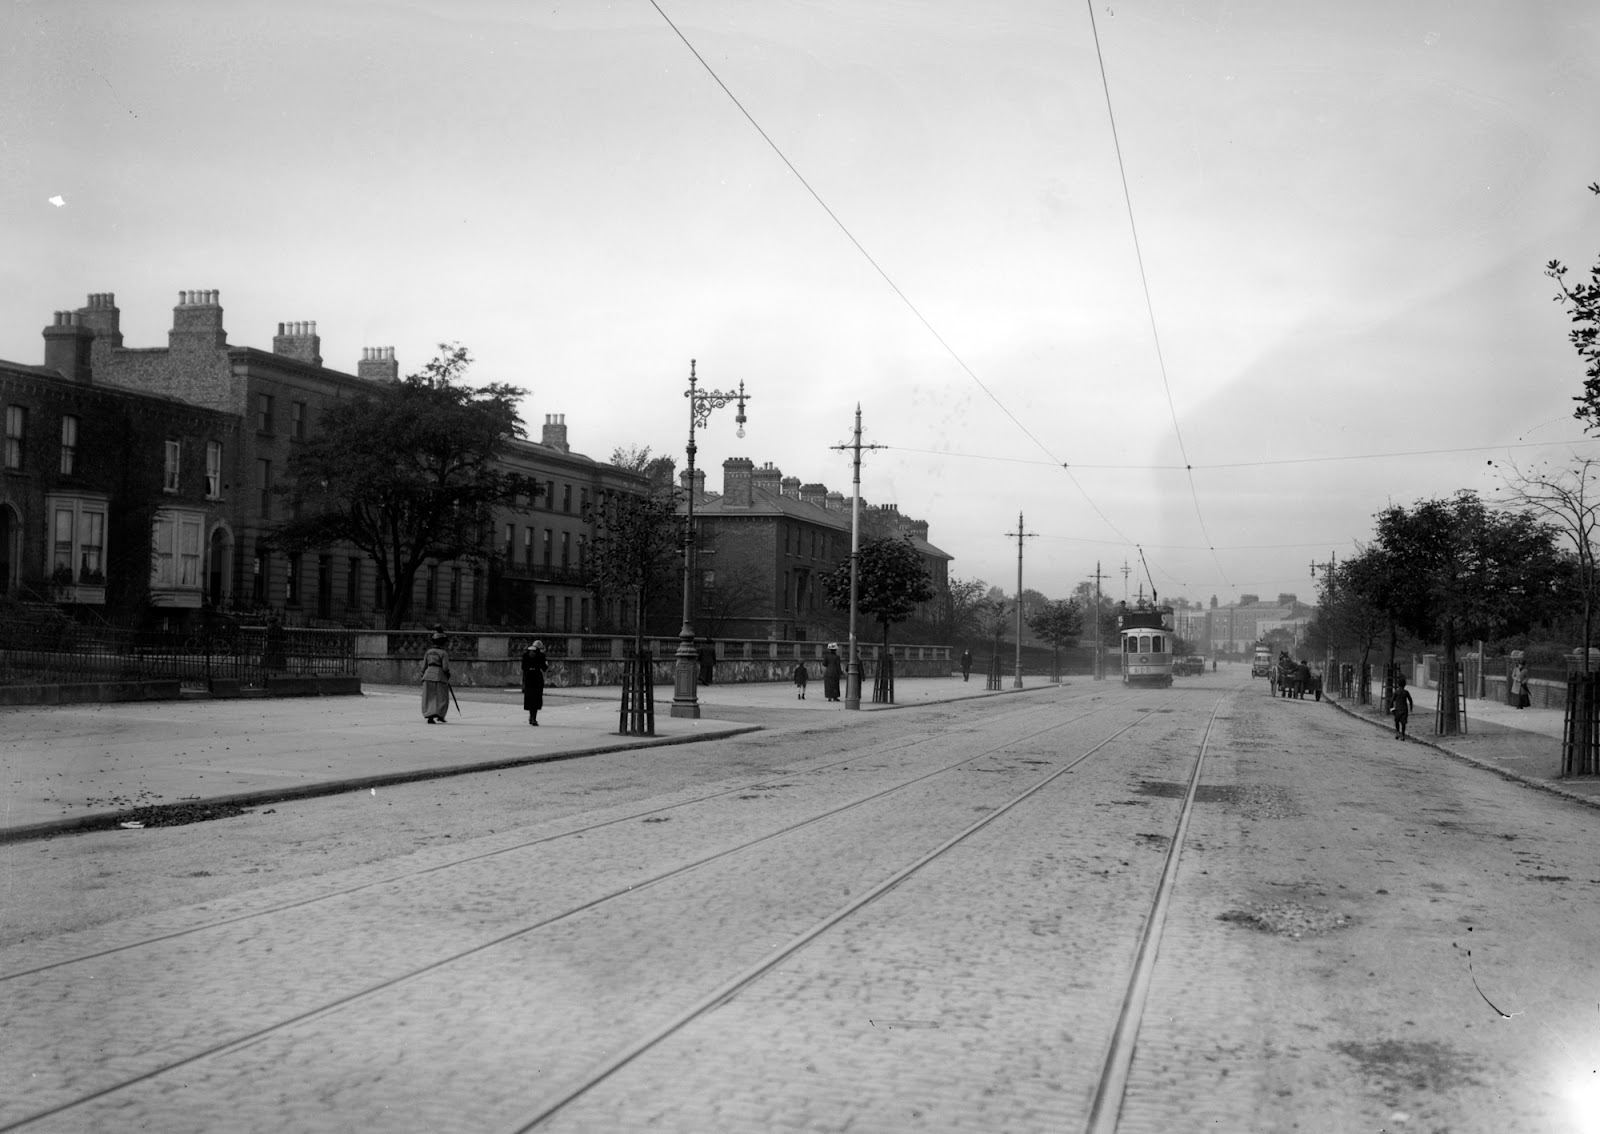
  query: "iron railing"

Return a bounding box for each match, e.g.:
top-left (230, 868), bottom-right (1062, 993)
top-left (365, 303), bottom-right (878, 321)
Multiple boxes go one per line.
top-left (0, 620), bottom-right (356, 689)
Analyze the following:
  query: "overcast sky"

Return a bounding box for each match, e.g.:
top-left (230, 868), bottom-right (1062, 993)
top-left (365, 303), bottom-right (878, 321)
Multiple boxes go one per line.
top-left (4, 0), bottom-right (1597, 607)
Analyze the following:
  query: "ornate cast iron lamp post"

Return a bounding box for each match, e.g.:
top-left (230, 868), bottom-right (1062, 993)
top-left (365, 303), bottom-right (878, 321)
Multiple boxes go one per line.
top-left (671, 359), bottom-right (749, 719)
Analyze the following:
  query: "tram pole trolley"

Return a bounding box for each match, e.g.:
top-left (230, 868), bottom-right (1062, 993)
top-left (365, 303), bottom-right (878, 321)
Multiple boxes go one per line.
top-left (1116, 593), bottom-right (1174, 688)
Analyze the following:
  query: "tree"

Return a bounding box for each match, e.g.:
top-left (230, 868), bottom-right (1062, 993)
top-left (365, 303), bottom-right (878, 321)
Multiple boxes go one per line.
top-left (584, 481), bottom-right (683, 643)
top-left (1027, 599), bottom-right (1082, 680)
top-left (1495, 456), bottom-right (1600, 673)
top-left (274, 344), bottom-right (534, 625)
top-left (1375, 491), bottom-right (1568, 734)
top-left (1550, 182), bottom-right (1600, 430)
top-left (611, 445), bottom-right (677, 495)
top-left (820, 535), bottom-right (935, 648)
top-left (1310, 547), bottom-right (1392, 697)
top-left (933, 575), bottom-right (990, 644)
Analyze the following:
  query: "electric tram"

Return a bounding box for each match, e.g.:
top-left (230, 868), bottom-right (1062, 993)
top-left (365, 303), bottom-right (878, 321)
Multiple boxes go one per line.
top-left (1118, 592), bottom-right (1174, 687)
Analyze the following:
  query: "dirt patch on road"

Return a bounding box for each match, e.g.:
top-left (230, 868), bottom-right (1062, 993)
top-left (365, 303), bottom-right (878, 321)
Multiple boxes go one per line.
top-left (1332, 1038), bottom-right (1482, 1102)
top-left (1218, 900), bottom-right (1351, 938)
top-left (1135, 780), bottom-right (1301, 818)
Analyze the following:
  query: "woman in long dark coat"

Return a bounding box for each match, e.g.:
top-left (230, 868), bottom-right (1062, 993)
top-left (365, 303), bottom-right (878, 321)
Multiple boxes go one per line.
top-left (822, 643), bottom-right (843, 702)
top-left (522, 640), bottom-right (548, 725)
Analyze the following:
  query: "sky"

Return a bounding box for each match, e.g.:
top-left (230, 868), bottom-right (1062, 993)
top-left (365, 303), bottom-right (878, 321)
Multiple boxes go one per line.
top-left (3, 0), bottom-right (1598, 609)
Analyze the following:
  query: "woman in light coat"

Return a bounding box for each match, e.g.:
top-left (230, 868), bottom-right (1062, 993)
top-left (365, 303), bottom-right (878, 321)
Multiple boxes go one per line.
top-left (421, 632), bottom-right (451, 723)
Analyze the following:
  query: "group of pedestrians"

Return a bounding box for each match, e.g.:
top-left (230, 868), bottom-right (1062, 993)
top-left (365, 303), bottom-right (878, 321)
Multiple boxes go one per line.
top-left (418, 632), bottom-right (549, 726)
top-left (423, 636), bottom-right (856, 720)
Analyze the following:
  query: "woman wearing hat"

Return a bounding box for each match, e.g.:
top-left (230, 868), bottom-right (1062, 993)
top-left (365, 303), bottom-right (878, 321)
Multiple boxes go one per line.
top-left (522, 640), bottom-right (549, 725)
top-left (823, 643), bottom-right (843, 702)
top-left (420, 631), bottom-right (451, 723)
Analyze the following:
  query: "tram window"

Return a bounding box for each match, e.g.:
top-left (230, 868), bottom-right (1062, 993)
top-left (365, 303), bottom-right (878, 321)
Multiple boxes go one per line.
top-left (1139, 635), bottom-right (1151, 652)
top-left (1152, 635), bottom-right (1165, 652)
top-left (1124, 638), bottom-right (1135, 653)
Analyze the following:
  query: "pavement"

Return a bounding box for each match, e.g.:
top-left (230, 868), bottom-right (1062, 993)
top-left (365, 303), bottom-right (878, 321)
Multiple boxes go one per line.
top-left (0, 673), bottom-right (1042, 842)
top-left (1320, 680), bottom-right (1600, 808)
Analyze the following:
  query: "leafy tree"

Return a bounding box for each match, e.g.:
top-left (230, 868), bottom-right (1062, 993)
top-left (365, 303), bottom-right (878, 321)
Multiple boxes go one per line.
top-left (1309, 547), bottom-right (1392, 697)
top-left (821, 535), bottom-right (935, 648)
top-left (610, 445), bottom-right (677, 495)
top-left (1374, 491), bottom-right (1568, 734)
top-left (1550, 182), bottom-right (1600, 431)
top-left (274, 344), bottom-right (534, 625)
top-left (933, 575), bottom-right (990, 645)
top-left (1027, 598), bottom-right (1082, 680)
top-left (583, 486), bottom-right (684, 642)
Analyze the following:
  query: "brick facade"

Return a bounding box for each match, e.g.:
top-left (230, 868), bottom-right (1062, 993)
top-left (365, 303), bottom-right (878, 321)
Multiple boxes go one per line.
top-left (1, 290), bottom-right (646, 632)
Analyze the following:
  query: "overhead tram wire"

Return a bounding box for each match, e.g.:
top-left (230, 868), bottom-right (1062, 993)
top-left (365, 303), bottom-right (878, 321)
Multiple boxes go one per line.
top-left (1084, 0), bottom-right (1230, 588)
top-left (877, 437), bottom-right (1598, 470)
top-left (644, 0), bottom-right (1137, 550)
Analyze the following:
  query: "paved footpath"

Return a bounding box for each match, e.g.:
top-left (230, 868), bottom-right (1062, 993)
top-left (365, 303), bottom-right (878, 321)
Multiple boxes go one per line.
top-left (1320, 679), bottom-right (1600, 806)
top-left (0, 674), bottom-right (1031, 841)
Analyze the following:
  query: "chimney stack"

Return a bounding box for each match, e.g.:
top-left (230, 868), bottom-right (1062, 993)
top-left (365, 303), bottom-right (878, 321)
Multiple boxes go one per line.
top-left (170, 289), bottom-right (227, 351)
top-left (780, 476), bottom-right (800, 498)
top-left (824, 491), bottom-right (845, 511)
top-left (78, 292), bottom-right (122, 351)
top-left (42, 310), bottom-right (95, 382)
top-left (357, 346), bottom-right (398, 383)
top-left (722, 457), bottom-right (755, 508)
top-left (751, 462), bottom-right (782, 498)
top-left (799, 482), bottom-right (828, 507)
top-left (272, 319), bottom-right (323, 366)
top-left (541, 413), bottom-right (570, 452)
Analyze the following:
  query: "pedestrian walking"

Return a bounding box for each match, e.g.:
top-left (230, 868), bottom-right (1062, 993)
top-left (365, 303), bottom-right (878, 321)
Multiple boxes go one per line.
top-left (823, 643), bottom-right (843, 702)
top-left (420, 631), bottom-right (451, 724)
top-left (697, 640), bottom-right (716, 685)
top-left (1511, 661), bottom-right (1530, 709)
top-left (960, 648), bottom-right (972, 682)
top-left (792, 660), bottom-right (809, 699)
top-left (1392, 674), bottom-right (1413, 740)
top-left (522, 640), bottom-right (548, 726)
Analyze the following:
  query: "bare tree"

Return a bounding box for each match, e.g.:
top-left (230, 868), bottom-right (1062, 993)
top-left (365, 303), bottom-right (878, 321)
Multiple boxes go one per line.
top-left (1495, 455), bottom-right (1600, 672)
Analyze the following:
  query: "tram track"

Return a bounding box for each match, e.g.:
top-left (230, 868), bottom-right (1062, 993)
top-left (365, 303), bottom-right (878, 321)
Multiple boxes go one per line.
top-left (2, 688), bottom-right (1167, 1133)
top-left (0, 692), bottom-right (1135, 984)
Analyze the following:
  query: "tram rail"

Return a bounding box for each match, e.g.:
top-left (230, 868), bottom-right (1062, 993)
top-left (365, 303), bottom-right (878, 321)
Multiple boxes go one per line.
top-left (2, 690), bottom-right (1170, 1133)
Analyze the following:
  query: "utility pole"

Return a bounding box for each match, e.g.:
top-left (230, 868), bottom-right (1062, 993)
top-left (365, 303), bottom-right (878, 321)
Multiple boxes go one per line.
top-left (831, 405), bottom-right (885, 711)
top-left (1090, 561), bottom-right (1109, 681)
top-left (1005, 512), bottom-right (1037, 688)
top-left (1120, 559), bottom-right (1131, 603)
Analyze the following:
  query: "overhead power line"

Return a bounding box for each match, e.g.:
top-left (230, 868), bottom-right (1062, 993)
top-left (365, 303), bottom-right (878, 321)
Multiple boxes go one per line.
top-left (645, 0), bottom-right (1137, 549)
top-left (879, 437), bottom-right (1600, 470)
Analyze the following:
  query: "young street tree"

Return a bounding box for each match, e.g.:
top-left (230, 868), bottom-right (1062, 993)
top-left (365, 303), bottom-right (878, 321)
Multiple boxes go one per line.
top-left (1374, 491), bottom-right (1568, 734)
top-left (583, 487), bottom-right (683, 644)
top-left (1027, 598), bottom-right (1082, 680)
top-left (1549, 182), bottom-right (1600, 430)
top-left (275, 344), bottom-right (534, 625)
top-left (821, 535), bottom-right (936, 648)
top-left (1309, 547), bottom-right (1392, 697)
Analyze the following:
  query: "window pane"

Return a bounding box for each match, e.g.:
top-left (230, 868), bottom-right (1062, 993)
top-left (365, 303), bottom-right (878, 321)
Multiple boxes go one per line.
top-left (53, 508), bottom-right (74, 571)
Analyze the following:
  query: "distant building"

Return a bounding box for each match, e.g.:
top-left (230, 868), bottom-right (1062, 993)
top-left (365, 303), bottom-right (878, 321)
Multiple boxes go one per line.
top-left (681, 458), bottom-right (953, 640)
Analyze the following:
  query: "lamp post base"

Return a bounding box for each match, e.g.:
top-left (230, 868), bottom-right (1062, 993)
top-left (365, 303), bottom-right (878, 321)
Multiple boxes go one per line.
top-left (671, 636), bottom-right (700, 719)
top-left (845, 661), bottom-right (861, 711)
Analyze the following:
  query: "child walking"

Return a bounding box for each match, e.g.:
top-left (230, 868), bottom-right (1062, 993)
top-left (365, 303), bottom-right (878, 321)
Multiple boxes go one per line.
top-left (1392, 674), bottom-right (1414, 740)
top-left (793, 661), bottom-right (809, 700)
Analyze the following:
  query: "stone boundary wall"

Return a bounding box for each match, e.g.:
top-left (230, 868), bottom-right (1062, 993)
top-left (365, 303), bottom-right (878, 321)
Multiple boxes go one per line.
top-left (358, 633), bottom-right (952, 688)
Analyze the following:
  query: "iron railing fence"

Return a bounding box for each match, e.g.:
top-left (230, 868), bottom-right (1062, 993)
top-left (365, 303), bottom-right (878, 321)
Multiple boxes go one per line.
top-left (0, 620), bottom-right (356, 688)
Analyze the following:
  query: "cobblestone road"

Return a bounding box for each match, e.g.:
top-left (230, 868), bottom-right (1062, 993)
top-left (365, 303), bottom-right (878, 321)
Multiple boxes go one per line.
top-left (5, 676), bottom-right (1599, 1132)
